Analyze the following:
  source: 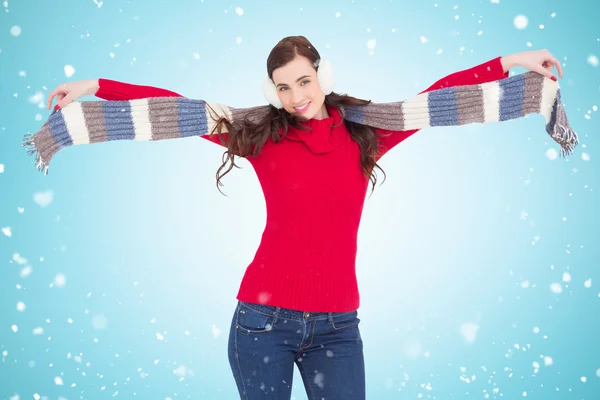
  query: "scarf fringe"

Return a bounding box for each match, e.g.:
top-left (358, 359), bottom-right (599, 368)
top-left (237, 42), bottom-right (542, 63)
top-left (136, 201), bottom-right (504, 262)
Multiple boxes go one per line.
top-left (552, 123), bottom-right (579, 157)
top-left (548, 93), bottom-right (579, 157)
top-left (22, 133), bottom-right (50, 175)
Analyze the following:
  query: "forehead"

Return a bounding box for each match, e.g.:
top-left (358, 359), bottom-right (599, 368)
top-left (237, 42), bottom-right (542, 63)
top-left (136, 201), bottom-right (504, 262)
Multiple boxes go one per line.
top-left (272, 56), bottom-right (316, 84)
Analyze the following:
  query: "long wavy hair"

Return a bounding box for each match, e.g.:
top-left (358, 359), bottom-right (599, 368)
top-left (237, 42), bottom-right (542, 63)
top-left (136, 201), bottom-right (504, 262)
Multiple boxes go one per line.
top-left (209, 35), bottom-right (387, 196)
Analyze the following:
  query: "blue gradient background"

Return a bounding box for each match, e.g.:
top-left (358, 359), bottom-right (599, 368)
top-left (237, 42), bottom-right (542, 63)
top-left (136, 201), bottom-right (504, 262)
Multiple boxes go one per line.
top-left (1, 0), bottom-right (599, 399)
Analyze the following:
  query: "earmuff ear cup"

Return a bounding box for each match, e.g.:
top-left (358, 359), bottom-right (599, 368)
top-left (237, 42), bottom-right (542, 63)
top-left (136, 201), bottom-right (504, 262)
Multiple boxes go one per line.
top-left (262, 76), bottom-right (283, 109)
top-left (317, 59), bottom-right (335, 95)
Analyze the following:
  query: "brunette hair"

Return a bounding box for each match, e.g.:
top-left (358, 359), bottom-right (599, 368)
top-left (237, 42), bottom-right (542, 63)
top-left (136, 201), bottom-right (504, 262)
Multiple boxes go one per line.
top-left (209, 35), bottom-right (386, 196)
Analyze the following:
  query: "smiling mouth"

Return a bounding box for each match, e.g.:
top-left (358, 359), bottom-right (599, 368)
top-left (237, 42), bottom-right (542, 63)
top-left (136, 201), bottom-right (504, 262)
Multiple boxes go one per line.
top-left (293, 102), bottom-right (311, 113)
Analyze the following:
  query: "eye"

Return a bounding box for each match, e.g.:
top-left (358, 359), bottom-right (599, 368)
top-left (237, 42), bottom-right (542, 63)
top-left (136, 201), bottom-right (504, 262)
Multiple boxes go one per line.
top-left (277, 80), bottom-right (310, 92)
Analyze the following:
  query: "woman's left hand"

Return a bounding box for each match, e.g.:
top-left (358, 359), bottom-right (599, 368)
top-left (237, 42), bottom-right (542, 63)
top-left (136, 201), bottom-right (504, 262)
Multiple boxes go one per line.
top-left (501, 49), bottom-right (563, 81)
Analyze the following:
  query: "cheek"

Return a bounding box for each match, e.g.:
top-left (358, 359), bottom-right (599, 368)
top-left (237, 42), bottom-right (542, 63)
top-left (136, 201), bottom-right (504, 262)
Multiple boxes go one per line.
top-left (311, 85), bottom-right (324, 100)
top-left (277, 91), bottom-right (289, 103)
top-left (278, 92), bottom-right (293, 110)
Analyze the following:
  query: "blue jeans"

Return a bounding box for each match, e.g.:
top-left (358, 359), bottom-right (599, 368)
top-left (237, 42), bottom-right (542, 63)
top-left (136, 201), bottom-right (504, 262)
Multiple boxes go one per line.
top-left (227, 300), bottom-right (365, 399)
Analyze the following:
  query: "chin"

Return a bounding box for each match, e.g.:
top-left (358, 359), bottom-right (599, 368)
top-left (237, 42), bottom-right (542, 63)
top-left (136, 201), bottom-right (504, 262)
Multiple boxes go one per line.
top-left (297, 112), bottom-right (315, 121)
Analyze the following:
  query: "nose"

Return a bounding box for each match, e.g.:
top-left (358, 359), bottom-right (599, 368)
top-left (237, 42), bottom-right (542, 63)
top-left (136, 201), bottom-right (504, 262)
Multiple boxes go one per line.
top-left (290, 88), bottom-right (304, 105)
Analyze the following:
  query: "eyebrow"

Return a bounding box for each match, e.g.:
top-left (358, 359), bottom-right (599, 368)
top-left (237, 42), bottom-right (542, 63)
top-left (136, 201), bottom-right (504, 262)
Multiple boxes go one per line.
top-left (275, 75), bottom-right (311, 88)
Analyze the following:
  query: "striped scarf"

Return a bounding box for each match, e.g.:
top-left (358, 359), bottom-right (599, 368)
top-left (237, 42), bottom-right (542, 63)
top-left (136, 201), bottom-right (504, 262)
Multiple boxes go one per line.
top-left (24, 71), bottom-right (578, 174)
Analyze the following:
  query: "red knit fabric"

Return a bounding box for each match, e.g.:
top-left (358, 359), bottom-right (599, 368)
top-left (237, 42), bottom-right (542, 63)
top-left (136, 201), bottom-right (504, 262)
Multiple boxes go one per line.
top-left (96, 56), bottom-right (508, 312)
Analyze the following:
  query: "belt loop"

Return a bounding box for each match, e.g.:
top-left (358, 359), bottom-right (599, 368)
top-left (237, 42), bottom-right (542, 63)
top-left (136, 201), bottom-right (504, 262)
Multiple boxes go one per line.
top-left (274, 306), bottom-right (281, 322)
top-left (327, 312), bottom-right (333, 323)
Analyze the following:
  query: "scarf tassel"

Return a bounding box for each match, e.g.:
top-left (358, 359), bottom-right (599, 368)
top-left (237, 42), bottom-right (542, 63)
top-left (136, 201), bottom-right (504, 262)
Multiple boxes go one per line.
top-left (547, 92), bottom-right (579, 157)
top-left (22, 133), bottom-right (50, 175)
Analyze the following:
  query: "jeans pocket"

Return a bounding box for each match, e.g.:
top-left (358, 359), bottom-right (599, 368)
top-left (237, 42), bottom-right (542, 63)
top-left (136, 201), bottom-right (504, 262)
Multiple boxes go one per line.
top-left (236, 303), bottom-right (276, 336)
top-left (330, 310), bottom-right (360, 330)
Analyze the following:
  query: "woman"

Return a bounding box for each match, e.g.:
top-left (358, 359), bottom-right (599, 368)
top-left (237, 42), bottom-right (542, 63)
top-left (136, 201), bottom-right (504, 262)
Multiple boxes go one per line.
top-left (44, 36), bottom-right (563, 399)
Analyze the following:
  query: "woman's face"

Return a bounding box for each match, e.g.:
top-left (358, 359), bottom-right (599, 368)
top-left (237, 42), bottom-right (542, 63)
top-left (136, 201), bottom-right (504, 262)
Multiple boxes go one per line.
top-left (271, 55), bottom-right (326, 120)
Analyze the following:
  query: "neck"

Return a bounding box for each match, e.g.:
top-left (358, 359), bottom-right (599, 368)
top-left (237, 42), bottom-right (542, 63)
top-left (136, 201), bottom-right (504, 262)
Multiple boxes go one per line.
top-left (312, 104), bottom-right (330, 120)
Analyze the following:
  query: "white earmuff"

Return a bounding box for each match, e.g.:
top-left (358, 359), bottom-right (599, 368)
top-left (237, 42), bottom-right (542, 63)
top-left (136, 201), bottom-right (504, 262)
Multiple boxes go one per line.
top-left (262, 76), bottom-right (283, 109)
top-left (316, 59), bottom-right (335, 95)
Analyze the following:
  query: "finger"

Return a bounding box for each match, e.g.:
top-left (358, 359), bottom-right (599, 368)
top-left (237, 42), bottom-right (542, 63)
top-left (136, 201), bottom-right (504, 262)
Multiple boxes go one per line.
top-left (56, 93), bottom-right (75, 109)
top-left (47, 85), bottom-right (69, 110)
top-left (57, 93), bottom-right (66, 101)
top-left (533, 65), bottom-right (555, 80)
top-left (551, 56), bottom-right (563, 78)
top-left (47, 88), bottom-right (61, 110)
top-left (544, 51), bottom-right (563, 78)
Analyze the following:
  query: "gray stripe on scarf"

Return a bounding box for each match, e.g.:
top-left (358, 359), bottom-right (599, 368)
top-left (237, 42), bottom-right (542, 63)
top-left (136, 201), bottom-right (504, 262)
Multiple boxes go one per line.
top-left (454, 85), bottom-right (485, 125)
top-left (28, 124), bottom-right (58, 170)
top-left (82, 102), bottom-right (108, 143)
top-left (523, 71), bottom-right (545, 114)
top-left (353, 102), bottom-right (405, 131)
top-left (149, 97), bottom-right (182, 140)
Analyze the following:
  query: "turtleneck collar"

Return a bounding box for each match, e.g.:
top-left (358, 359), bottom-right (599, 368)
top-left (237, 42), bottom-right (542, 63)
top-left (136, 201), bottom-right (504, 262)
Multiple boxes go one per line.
top-left (279, 104), bottom-right (343, 154)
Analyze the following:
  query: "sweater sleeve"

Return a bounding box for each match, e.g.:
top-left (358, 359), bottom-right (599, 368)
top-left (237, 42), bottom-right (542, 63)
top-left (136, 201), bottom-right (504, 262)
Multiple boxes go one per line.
top-left (96, 78), bottom-right (184, 100)
top-left (95, 78), bottom-right (229, 148)
top-left (375, 56), bottom-right (509, 161)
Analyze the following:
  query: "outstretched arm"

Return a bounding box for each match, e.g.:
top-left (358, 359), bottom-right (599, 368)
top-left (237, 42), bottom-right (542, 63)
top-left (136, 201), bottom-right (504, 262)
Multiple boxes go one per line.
top-left (95, 78), bottom-right (184, 101)
top-left (47, 79), bottom-right (228, 148)
top-left (374, 49), bottom-right (563, 161)
top-left (28, 93), bottom-right (268, 173)
top-left (94, 79), bottom-right (229, 148)
top-left (375, 55), bottom-right (508, 160)
top-left (419, 56), bottom-right (508, 93)
top-left (47, 79), bottom-right (184, 110)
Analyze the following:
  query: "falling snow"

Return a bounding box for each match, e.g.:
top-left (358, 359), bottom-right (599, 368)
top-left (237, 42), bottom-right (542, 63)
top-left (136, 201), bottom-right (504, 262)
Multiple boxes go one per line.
top-left (460, 323), bottom-right (479, 344)
top-left (211, 324), bottom-right (221, 338)
top-left (366, 39), bottom-right (377, 55)
top-left (545, 148), bottom-right (558, 160)
top-left (1, 3), bottom-right (598, 399)
top-left (64, 65), bottom-right (75, 78)
top-left (550, 283), bottom-right (563, 294)
top-left (91, 314), bottom-right (108, 330)
top-left (514, 15), bottom-right (528, 29)
top-left (53, 273), bottom-right (66, 288)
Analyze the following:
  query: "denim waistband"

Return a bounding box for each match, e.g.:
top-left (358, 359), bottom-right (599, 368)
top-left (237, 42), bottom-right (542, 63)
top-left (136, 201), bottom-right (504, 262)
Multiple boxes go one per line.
top-left (238, 300), bottom-right (357, 322)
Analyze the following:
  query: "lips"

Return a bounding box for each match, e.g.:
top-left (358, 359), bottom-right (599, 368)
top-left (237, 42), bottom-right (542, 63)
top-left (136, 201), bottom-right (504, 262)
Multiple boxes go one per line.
top-left (294, 102), bottom-right (311, 113)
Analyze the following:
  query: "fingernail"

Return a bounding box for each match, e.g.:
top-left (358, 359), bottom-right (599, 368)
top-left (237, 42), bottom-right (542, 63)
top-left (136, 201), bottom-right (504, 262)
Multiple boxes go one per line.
top-left (551, 76), bottom-right (557, 82)
top-left (54, 104), bottom-right (60, 111)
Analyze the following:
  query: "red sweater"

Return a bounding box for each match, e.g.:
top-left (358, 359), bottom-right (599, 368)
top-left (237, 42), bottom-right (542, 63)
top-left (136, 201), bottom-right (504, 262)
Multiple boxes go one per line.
top-left (96, 57), bottom-right (508, 312)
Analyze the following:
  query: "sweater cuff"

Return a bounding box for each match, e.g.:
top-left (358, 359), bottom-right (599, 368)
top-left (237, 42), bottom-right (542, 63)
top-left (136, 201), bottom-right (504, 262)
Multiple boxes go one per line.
top-left (96, 78), bottom-right (123, 99)
top-left (492, 55), bottom-right (510, 79)
top-left (469, 56), bottom-right (509, 84)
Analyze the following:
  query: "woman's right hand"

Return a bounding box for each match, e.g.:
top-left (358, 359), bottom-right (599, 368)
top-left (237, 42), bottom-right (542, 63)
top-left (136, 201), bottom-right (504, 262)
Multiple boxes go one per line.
top-left (47, 79), bottom-right (99, 110)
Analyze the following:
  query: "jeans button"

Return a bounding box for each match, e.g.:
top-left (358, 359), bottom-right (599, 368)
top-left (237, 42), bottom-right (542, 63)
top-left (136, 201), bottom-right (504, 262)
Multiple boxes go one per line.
top-left (304, 313), bottom-right (310, 318)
